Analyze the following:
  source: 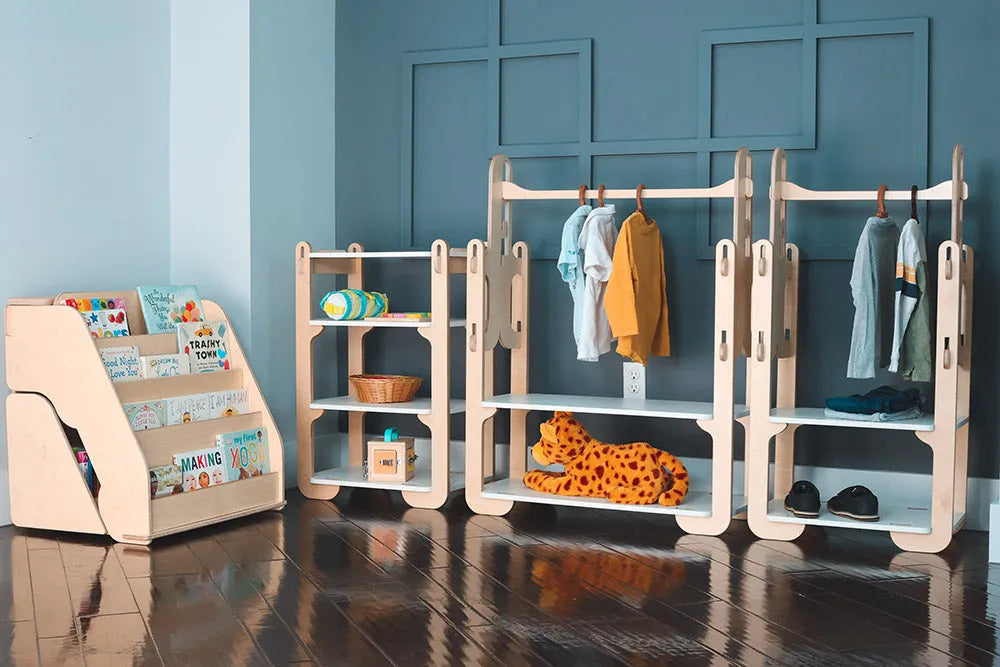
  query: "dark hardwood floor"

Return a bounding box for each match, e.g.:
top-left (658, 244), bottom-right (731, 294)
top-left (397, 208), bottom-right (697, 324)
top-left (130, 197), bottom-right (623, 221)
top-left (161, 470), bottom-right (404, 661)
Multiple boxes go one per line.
top-left (0, 490), bottom-right (996, 665)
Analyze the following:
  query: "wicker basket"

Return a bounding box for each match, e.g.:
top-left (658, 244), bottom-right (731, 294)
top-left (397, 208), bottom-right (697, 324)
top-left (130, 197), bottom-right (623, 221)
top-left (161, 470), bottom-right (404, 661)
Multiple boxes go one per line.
top-left (349, 374), bottom-right (423, 403)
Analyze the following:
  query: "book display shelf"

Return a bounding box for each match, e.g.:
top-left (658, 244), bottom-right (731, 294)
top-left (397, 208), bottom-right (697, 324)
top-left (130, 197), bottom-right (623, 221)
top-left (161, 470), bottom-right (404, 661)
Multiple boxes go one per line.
top-left (295, 240), bottom-right (466, 510)
top-left (4, 291), bottom-right (285, 545)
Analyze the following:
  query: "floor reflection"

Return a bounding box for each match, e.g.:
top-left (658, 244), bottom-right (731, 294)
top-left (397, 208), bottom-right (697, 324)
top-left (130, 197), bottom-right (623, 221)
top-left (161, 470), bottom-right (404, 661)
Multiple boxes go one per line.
top-left (0, 489), bottom-right (996, 665)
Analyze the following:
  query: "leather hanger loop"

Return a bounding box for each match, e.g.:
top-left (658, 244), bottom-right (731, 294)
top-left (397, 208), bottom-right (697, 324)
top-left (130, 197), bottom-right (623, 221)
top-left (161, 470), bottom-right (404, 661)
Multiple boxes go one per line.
top-left (876, 184), bottom-right (889, 218)
top-left (636, 183), bottom-right (645, 213)
top-left (578, 185), bottom-right (587, 206)
top-left (598, 184), bottom-right (605, 208)
top-left (911, 185), bottom-right (919, 221)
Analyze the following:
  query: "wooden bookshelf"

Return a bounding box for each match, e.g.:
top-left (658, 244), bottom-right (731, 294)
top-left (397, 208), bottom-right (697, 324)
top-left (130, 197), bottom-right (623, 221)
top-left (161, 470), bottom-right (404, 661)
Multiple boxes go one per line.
top-left (4, 291), bottom-right (285, 545)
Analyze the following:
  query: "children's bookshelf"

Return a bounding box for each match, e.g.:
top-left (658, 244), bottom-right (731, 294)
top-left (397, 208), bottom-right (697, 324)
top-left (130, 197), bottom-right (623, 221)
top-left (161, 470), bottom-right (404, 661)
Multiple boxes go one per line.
top-left (745, 145), bottom-right (971, 553)
top-left (4, 292), bottom-right (285, 545)
top-left (463, 150), bottom-right (754, 536)
top-left (295, 240), bottom-right (466, 509)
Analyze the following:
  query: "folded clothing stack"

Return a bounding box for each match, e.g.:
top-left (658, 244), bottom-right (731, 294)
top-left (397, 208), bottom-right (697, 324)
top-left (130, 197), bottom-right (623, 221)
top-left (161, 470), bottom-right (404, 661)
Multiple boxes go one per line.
top-left (824, 385), bottom-right (922, 421)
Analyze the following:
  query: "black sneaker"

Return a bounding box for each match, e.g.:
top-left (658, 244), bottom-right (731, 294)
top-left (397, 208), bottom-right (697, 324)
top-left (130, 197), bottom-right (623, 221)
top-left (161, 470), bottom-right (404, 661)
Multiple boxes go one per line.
top-left (827, 485), bottom-right (879, 521)
top-left (783, 480), bottom-right (820, 518)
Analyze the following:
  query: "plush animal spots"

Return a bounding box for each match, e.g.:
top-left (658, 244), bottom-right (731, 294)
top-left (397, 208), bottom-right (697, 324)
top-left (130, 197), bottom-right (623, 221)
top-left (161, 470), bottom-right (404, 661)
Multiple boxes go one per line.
top-left (522, 412), bottom-right (689, 506)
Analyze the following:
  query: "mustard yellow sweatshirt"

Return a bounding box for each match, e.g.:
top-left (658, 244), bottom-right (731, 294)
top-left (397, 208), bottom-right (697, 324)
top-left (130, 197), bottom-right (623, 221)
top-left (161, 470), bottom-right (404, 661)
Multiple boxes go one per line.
top-left (604, 211), bottom-right (670, 365)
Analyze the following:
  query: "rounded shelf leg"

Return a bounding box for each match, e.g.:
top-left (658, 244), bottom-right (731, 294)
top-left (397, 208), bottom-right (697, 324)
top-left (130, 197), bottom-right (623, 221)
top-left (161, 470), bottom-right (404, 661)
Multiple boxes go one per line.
top-left (299, 482), bottom-right (340, 501)
top-left (401, 487), bottom-right (448, 510)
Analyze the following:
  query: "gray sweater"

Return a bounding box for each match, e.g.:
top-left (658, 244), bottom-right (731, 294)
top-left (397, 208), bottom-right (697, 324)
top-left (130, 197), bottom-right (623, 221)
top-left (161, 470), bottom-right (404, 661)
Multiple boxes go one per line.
top-left (847, 216), bottom-right (900, 378)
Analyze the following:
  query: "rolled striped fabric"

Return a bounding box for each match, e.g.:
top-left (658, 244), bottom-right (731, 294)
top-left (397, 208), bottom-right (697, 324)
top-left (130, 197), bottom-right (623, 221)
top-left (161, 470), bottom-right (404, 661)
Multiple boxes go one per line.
top-left (320, 289), bottom-right (389, 320)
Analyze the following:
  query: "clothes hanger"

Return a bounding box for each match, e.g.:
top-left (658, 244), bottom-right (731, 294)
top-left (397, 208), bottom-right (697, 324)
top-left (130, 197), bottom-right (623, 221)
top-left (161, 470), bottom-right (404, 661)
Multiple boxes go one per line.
top-left (598, 184), bottom-right (605, 208)
top-left (911, 185), bottom-right (919, 222)
top-left (636, 183), bottom-right (645, 213)
top-left (578, 185), bottom-right (587, 206)
top-left (876, 184), bottom-right (889, 218)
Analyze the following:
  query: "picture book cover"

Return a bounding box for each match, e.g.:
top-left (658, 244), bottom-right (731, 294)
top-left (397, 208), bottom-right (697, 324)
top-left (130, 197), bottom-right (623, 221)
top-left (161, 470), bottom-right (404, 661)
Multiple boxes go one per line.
top-left (140, 353), bottom-right (191, 378)
top-left (177, 321), bottom-right (230, 373)
top-left (137, 285), bottom-right (204, 334)
top-left (207, 388), bottom-right (249, 419)
top-left (165, 393), bottom-right (212, 426)
top-left (82, 308), bottom-right (130, 338)
top-left (64, 296), bottom-right (126, 312)
top-left (217, 427), bottom-right (270, 481)
top-left (124, 400), bottom-right (167, 431)
top-left (149, 465), bottom-right (183, 498)
top-left (100, 345), bottom-right (141, 383)
top-left (173, 447), bottom-right (226, 491)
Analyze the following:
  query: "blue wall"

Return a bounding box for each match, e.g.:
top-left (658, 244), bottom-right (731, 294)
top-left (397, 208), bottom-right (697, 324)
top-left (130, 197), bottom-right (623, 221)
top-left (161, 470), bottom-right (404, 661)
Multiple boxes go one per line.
top-left (0, 0), bottom-right (172, 524)
top-left (336, 0), bottom-right (1000, 478)
top-left (250, 0), bottom-right (338, 472)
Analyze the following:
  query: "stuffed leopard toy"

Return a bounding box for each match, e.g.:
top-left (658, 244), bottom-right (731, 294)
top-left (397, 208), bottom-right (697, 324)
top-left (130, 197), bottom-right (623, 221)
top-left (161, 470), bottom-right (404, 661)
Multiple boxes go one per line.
top-left (523, 412), bottom-right (689, 506)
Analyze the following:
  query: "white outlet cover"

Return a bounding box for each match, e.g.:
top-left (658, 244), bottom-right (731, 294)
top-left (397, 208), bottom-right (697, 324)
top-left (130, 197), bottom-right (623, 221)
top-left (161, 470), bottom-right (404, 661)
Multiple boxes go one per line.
top-left (622, 362), bottom-right (646, 399)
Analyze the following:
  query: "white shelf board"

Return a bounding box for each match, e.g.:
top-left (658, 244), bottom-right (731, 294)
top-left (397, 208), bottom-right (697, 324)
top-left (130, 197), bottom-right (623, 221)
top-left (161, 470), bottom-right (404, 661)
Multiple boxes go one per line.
top-left (483, 393), bottom-right (746, 421)
top-left (309, 249), bottom-right (467, 259)
top-left (309, 318), bottom-right (466, 328)
top-left (764, 498), bottom-right (969, 534)
top-left (769, 407), bottom-right (939, 431)
top-left (480, 477), bottom-right (713, 517)
top-left (310, 396), bottom-right (466, 415)
top-left (311, 466), bottom-right (464, 492)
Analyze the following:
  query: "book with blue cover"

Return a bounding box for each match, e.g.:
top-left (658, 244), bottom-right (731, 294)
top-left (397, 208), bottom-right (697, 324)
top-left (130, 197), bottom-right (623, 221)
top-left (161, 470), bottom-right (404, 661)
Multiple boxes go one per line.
top-left (216, 427), bottom-right (270, 481)
top-left (136, 285), bottom-right (204, 334)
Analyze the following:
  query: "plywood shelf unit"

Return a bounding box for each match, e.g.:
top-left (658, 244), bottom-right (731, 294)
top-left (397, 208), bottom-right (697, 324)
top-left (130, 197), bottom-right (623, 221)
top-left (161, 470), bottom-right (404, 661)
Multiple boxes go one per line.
top-left (463, 150), bottom-right (755, 536)
top-left (746, 144), bottom-right (972, 554)
top-left (4, 292), bottom-right (285, 545)
top-left (296, 240), bottom-right (465, 509)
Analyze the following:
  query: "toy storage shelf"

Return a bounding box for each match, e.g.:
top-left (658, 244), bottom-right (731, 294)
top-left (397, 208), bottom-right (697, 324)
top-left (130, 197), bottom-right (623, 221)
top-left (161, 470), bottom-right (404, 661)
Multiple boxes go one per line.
top-left (296, 240), bottom-right (465, 510)
top-left (311, 466), bottom-right (465, 493)
top-left (309, 318), bottom-right (466, 328)
top-left (484, 393), bottom-right (748, 420)
top-left (4, 292), bottom-right (285, 545)
top-left (764, 498), bottom-right (967, 536)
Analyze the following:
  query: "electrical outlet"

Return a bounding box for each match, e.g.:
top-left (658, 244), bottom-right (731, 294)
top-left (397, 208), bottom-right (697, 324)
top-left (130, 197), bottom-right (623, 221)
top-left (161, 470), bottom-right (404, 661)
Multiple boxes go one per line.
top-left (622, 362), bottom-right (645, 399)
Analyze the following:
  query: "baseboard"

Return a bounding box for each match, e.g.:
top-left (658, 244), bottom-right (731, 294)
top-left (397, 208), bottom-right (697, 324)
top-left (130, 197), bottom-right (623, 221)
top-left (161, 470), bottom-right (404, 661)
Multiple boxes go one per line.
top-left (282, 433), bottom-right (995, 532)
top-left (991, 503), bottom-right (1000, 562)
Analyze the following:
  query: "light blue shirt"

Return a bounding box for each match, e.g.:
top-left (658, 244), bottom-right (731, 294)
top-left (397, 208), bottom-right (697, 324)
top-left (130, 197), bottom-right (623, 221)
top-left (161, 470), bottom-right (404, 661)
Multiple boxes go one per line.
top-left (557, 204), bottom-right (592, 346)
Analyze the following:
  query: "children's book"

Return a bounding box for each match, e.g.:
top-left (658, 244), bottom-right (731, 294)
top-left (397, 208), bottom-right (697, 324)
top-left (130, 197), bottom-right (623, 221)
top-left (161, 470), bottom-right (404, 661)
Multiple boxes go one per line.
top-left (207, 389), bottom-right (249, 419)
top-left (124, 400), bottom-right (167, 431)
top-left (137, 285), bottom-right (204, 334)
top-left (173, 447), bottom-right (227, 491)
top-left (100, 346), bottom-right (141, 383)
top-left (177, 321), bottom-right (230, 373)
top-left (217, 427), bottom-right (270, 481)
top-left (149, 465), bottom-right (183, 498)
top-left (140, 353), bottom-right (191, 378)
top-left (82, 308), bottom-right (130, 338)
top-left (165, 393), bottom-right (212, 426)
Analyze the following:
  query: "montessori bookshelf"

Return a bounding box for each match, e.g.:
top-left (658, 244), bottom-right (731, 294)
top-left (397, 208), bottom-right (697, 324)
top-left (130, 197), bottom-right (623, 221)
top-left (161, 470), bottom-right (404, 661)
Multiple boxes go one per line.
top-left (295, 241), bottom-right (466, 509)
top-left (4, 291), bottom-right (285, 545)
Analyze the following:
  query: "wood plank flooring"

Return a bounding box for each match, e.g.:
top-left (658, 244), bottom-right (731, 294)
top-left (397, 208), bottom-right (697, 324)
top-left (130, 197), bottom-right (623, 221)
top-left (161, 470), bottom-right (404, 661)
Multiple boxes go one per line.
top-left (0, 489), bottom-right (996, 665)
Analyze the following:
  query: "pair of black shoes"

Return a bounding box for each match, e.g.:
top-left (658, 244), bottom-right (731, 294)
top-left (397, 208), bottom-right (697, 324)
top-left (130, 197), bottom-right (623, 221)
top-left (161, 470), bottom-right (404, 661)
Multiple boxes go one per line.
top-left (783, 481), bottom-right (879, 521)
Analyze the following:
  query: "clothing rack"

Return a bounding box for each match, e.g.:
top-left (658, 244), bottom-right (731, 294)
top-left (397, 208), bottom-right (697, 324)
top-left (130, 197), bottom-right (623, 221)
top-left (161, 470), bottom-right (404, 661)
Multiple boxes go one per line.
top-left (747, 144), bottom-right (972, 553)
top-left (463, 148), bottom-right (752, 536)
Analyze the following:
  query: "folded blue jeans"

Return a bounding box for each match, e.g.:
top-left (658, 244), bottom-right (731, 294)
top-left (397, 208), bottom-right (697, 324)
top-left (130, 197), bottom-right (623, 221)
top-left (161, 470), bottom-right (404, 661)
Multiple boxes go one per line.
top-left (824, 385), bottom-right (921, 415)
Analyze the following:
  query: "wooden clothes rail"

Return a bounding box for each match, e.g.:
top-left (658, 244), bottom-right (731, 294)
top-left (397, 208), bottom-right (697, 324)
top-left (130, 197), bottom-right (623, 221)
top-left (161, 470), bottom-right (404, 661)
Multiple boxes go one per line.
top-left (464, 148), bottom-right (753, 537)
top-left (747, 144), bottom-right (972, 553)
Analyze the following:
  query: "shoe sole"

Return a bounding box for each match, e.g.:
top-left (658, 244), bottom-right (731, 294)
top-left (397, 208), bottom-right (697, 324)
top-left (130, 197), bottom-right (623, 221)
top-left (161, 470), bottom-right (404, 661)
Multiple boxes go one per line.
top-left (783, 502), bottom-right (819, 518)
top-left (828, 508), bottom-right (880, 522)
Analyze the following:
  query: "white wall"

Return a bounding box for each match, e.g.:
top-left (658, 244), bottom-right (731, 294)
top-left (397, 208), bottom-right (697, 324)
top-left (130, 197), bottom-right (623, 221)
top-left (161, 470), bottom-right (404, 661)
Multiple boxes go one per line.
top-left (169, 0), bottom-right (252, 342)
top-left (0, 1), bottom-right (172, 527)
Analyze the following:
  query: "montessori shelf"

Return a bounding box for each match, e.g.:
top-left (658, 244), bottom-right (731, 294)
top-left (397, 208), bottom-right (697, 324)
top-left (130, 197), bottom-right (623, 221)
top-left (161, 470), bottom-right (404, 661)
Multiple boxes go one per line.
top-left (295, 240), bottom-right (466, 509)
top-left (463, 149), bottom-right (754, 535)
top-left (4, 291), bottom-right (285, 545)
top-left (745, 145), bottom-right (972, 553)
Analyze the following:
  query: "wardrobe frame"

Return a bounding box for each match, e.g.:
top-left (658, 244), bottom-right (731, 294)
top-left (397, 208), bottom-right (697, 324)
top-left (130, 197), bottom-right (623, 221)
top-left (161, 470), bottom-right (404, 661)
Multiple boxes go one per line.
top-left (463, 149), bottom-right (753, 536)
top-left (746, 144), bottom-right (972, 553)
top-left (295, 240), bottom-right (466, 509)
